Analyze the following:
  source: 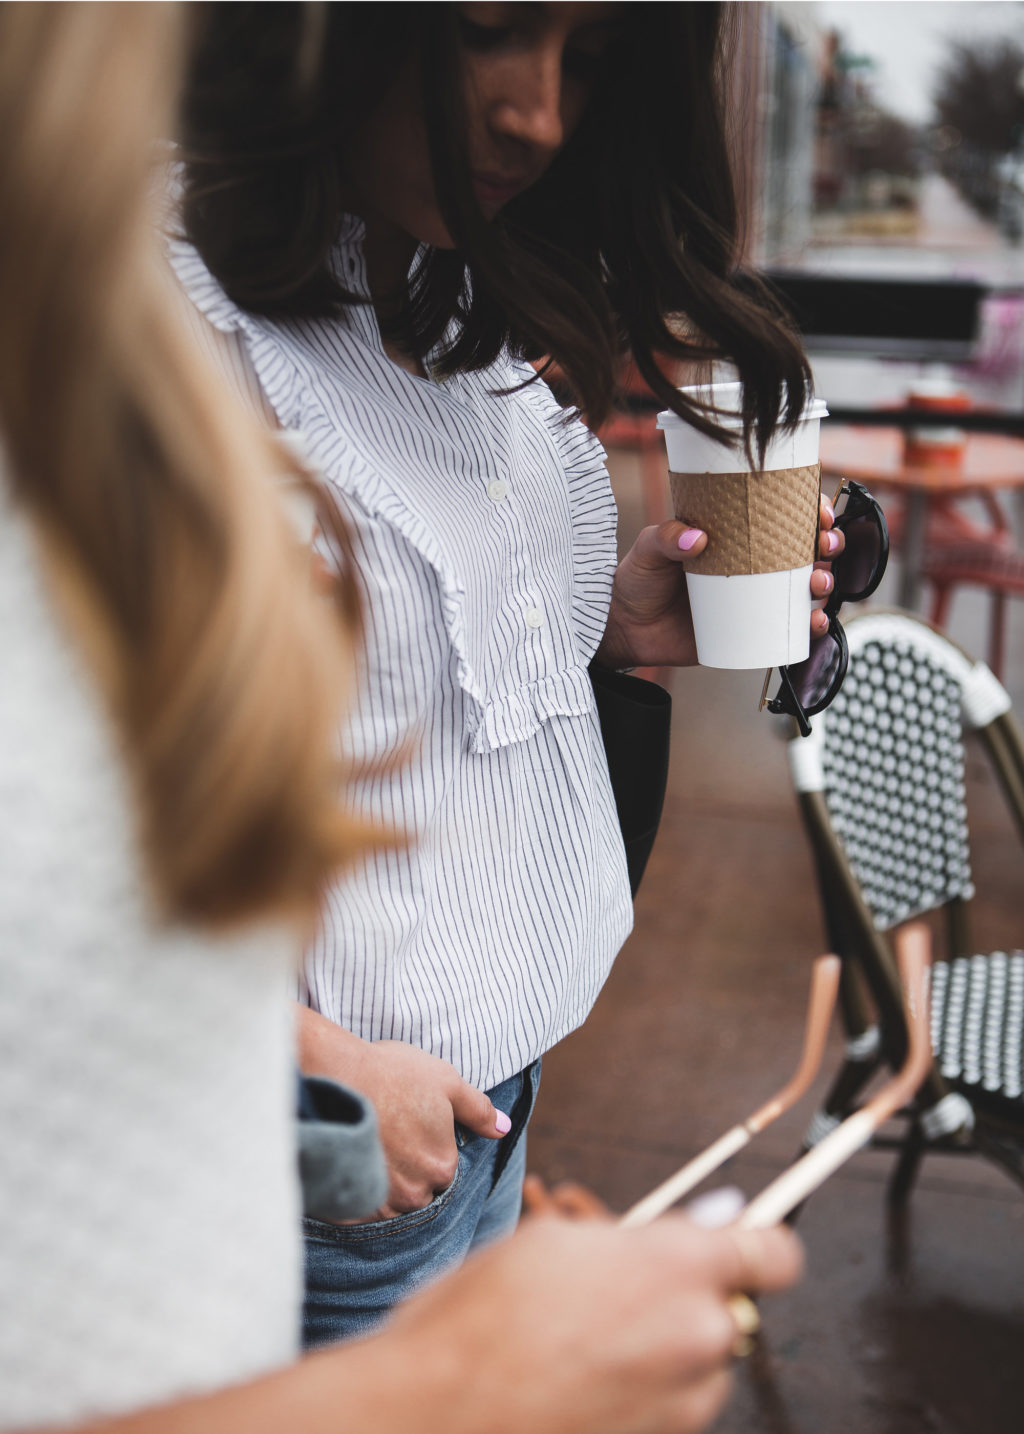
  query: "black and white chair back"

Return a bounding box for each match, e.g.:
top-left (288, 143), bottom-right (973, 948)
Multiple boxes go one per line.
top-left (786, 611), bottom-right (1024, 1197)
top-left (790, 612), bottom-right (1010, 929)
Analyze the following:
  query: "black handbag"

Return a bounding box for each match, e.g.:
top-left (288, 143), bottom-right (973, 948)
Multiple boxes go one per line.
top-left (589, 662), bottom-right (672, 897)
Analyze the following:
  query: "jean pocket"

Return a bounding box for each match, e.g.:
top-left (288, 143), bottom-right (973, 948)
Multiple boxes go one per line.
top-left (302, 1153), bottom-right (465, 1244)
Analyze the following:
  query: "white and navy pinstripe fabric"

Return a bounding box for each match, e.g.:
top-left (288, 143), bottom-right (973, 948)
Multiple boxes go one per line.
top-left (169, 218), bottom-right (633, 1091)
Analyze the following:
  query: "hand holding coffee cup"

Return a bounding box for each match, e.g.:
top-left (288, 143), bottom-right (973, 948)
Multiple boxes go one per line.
top-left (658, 383), bottom-right (829, 669)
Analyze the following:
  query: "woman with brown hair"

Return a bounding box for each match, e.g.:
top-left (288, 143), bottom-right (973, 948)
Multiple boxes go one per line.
top-left (0, 5), bottom-right (801, 1433)
top-left (175, 1), bottom-right (837, 1345)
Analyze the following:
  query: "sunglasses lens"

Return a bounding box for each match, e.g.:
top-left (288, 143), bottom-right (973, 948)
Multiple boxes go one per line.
top-left (833, 511), bottom-right (883, 597)
top-left (786, 629), bottom-right (845, 712)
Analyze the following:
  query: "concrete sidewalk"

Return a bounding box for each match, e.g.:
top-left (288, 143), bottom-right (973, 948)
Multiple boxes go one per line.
top-left (804, 172), bottom-right (1024, 287)
top-left (915, 173), bottom-right (1010, 252)
top-left (527, 448), bottom-right (1024, 1434)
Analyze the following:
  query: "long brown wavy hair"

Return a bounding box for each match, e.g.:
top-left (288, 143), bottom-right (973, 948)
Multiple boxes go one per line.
top-left (180, 3), bottom-right (811, 457)
top-left (0, 2), bottom-right (370, 932)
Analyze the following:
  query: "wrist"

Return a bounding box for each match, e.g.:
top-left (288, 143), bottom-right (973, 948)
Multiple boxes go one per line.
top-left (296, 1004), bottom-right (371, 1084)
top-left (594, 620), bottom-right (634, 673)
top-left (324, 1325), bottom-right (461, 1434)
top-left (591, 656), bottom-right (636, 675)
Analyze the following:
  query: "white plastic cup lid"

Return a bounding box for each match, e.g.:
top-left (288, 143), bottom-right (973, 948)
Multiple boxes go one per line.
top-left (657, 383), bottom-right (827, 431)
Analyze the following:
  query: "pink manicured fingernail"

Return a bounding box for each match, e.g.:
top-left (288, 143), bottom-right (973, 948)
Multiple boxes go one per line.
top-left (826, 530), bottom-right (840, 554)
top-left (495, 1111), bottom-right (512, 1135)
top-left (678, 529), bottom-right (704, 551)
top-left (822, 572), bottom-right (834, 593)
top-left (822, 500), bottom-right (835, 524)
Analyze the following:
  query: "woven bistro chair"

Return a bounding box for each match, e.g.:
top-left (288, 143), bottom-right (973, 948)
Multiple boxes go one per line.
top-left (786, 610), bottom-right (1024, 1201)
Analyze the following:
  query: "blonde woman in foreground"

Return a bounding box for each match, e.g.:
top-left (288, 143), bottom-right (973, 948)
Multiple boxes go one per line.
top-left (0, 6), bottom-right (802, 1433)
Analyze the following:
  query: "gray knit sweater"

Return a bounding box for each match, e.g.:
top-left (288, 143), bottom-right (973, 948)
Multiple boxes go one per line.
top-left (0, 482), bottom-right (305, 1427)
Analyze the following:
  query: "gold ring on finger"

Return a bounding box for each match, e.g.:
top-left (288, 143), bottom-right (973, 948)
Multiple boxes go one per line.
top-left (726, 1292), bottom-right (761, 1359)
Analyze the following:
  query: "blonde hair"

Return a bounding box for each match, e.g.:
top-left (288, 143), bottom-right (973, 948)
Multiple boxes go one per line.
top-left (0, 2), bottom-right (370, 930)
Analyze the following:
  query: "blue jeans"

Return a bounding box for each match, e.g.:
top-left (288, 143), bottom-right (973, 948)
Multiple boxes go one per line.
top-left (302, 1060), bottom-right (541, 1347)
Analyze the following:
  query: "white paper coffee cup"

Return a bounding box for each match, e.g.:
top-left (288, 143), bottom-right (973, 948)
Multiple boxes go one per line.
top-left (657, 383), bottom-right (828, 670)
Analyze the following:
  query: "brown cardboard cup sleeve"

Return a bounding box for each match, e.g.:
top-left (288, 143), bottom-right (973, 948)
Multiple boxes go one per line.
top-left (669, 463), bottom-right (822, 576)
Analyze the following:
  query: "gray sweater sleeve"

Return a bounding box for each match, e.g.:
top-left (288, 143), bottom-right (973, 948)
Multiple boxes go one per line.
top-left (296, 1076), bottom-right (388, 1222)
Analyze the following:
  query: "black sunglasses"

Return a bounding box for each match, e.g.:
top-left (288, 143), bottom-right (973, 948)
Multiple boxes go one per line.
top-left (762, 479), bottom-right (889, 738)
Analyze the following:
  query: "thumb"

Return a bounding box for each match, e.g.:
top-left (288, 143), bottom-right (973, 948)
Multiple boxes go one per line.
top-left (449, 1076), bottom-right (512, 1140)
top-left (631, 520), bottom-right (707, 571)
top-left (662, 518), bottom-right (707, 559)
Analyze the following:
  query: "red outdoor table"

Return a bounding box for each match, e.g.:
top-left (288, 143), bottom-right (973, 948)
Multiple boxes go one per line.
top-left (820, 424), bottom-right (1024, 610)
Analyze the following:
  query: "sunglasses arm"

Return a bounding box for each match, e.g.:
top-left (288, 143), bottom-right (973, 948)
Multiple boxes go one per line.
top-left (737, 924), bottom-right (932, 1229)
top-left (619, 954), bottom-right (841, 1228)
top-left (769, 665), bottom-right (812, 739)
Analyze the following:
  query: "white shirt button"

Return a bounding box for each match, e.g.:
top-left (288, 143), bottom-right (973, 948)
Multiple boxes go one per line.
top-left (524, 607), bottom-right (544, 630)
top-left (487, 479), bottom-right (508, 502)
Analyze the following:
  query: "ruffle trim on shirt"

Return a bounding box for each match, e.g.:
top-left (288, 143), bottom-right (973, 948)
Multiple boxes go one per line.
top-left (168, 243), bottom-right (611, 755)
top-left (166, 240), bottom-right (306, 429)
top-left (303, 412), bottom-right (598, 755)
top-left (509, 363), bottom-right (617, 665)
top-left (302, 402), bottom-right (489, 721)
top-left (297, 409), bottom-right (602, 757)
top-left (168, 241), bottom-right (500, 734)
top-left (469, 666), bottom-right (595, 754)
top-left (306, 384), bottom-right (607, 754)
top-left (318, 426), bottom-right (600, 754)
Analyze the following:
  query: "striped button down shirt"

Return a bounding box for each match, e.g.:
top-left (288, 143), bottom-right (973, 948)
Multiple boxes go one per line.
top-left (170, 219), bottom-right (633, 1090)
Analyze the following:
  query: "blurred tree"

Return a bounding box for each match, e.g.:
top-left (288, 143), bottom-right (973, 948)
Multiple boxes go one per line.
top-left (844, 108), bottom-right (920, 180)
top-left (933, 38), bottom-right (1024, 220)
top-left (933, 39), bottom-right (1024, 155)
